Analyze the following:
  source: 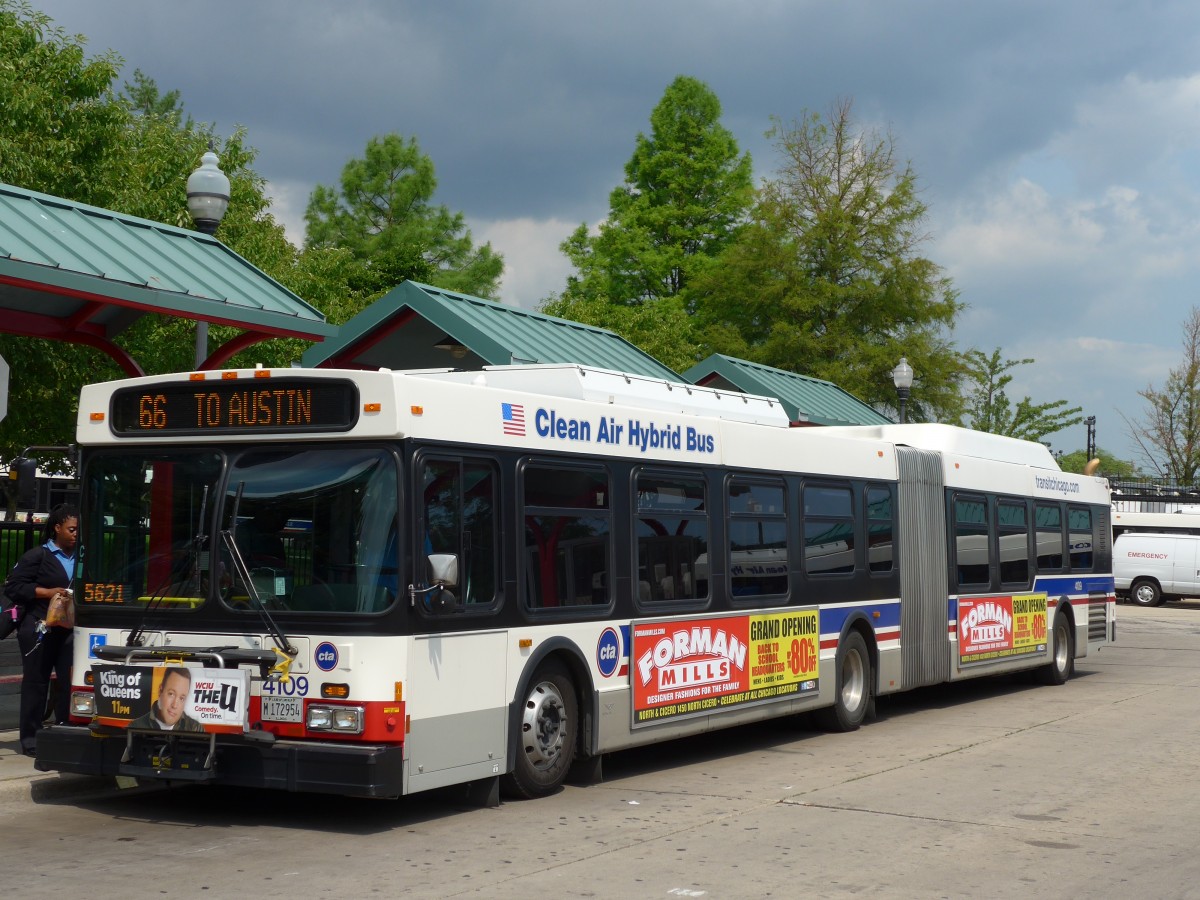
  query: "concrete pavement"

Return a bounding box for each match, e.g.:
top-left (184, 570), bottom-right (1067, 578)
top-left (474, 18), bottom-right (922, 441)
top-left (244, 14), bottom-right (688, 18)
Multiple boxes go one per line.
top-left (0, 728), bottom-right (125, 805)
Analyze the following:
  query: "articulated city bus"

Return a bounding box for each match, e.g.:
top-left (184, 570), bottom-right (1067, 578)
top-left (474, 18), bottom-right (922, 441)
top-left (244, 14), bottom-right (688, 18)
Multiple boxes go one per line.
top-left (36, 364), bottom-right (1116, 801)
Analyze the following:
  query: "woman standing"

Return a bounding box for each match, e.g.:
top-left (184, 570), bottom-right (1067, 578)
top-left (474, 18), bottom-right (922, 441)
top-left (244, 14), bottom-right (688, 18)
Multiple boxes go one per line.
top-left (8, 504), bottom-right (78, 756)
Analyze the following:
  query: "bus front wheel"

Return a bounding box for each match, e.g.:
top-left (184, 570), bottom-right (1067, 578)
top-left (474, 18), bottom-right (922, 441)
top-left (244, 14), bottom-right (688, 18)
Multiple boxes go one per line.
top-left (815, 631), bottom-right (871, 732)
top-left (502, 662), bottom-right (578, 799)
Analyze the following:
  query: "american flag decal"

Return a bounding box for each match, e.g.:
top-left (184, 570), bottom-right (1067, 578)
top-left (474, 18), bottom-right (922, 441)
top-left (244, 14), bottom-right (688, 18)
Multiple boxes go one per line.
top-left (501, 402), bottom-right (526, 436)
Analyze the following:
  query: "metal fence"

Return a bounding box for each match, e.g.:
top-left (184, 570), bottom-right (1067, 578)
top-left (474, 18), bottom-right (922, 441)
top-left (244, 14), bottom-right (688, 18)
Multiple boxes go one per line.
top-left (0, 520), bottom-right (40, 576)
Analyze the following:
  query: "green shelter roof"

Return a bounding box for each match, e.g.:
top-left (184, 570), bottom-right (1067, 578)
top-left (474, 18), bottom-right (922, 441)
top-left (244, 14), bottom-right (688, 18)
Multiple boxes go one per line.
top-left (302, 280), bottom-right (682, 381)
top-left (0, 181), bottom-right (333, 374)
top-left (683, 354), bottom-right (891, 427)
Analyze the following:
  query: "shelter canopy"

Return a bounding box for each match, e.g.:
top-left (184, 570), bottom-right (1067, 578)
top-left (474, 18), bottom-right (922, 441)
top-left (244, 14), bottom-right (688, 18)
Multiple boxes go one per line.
top-left (302, 280), bottom-right (681, 381)
top-left (0, 182), bottom-right (334, 375)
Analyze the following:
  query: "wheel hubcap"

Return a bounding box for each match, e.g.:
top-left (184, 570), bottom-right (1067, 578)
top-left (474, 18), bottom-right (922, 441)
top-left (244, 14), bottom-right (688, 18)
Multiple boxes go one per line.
top-left (840, 651), bottom-right (865, 712)
top-left (521, 680), bottom-right (567, 770)
top-left (1054, 624), bottom-right (1069, 669)
top-left (1135, 585), bottom-right (1156, 604)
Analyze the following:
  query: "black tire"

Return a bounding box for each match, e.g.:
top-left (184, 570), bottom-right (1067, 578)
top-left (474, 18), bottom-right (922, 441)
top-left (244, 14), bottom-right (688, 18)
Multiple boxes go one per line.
top-left (814, 631), bottom-right (871, 732)
top-left (1131, 579), bottom-right (1163, 607)
top-left (501, 662), bottom-right (577, 799)
top-left (1037, 613), bottom-right (1074, 686)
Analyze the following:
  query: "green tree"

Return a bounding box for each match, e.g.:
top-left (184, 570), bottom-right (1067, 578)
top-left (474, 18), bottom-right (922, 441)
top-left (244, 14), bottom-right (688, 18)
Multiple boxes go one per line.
top-left (690, 98), bottom-right (963, 421)
top-left (304, 133), bottom-right (501, 299)
top-left (1057, 448), bottom-right (1139, 478)
top-left (123, 67), bottom-right (188, 122)
top-left (0, 1), bottom-right (127, 206)
top-left (539, 293), bottom-right (698, 376)
top-left (0, 6), bottom-right (334, 502)
top-left (1124, 307), bottom-right (1200, 482)
top-left (957, 348), bottom-right (1083, 441)
top-left (560, 75), bottom-right (753, 309)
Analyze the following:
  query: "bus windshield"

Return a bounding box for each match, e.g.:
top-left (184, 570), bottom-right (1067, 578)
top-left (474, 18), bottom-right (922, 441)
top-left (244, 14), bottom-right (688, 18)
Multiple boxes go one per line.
top-left (81, 447), bottom-right (400, 615)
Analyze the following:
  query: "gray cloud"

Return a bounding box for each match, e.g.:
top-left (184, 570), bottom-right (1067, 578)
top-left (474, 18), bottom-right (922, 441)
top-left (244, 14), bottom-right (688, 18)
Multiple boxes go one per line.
top-left (28, 0), bottom-right (1200, 463)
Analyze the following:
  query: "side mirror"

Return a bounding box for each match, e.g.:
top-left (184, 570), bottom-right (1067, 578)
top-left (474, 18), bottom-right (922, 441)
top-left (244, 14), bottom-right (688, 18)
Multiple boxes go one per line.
top-left (428, 553), bottom-right (459, 587)
top-left (429, 588), bottom-right (457, 614)
top-left (14, 457), bottom-right (37, 509)
top-left (408, 553), bottom-right (461, 613)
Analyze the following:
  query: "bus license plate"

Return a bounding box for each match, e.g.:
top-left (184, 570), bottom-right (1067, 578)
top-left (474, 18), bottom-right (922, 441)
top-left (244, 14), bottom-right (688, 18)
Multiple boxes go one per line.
top-left (261, 695), bottom-right (303, 723)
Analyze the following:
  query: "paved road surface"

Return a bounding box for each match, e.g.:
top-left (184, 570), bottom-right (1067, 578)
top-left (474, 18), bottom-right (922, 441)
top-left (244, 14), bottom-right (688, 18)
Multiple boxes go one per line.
top-left (1, 603), bottom-right (1197, 898)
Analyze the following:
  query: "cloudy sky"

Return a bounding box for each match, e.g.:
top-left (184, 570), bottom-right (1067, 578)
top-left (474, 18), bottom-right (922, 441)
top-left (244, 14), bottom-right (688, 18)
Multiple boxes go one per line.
top-left (30, 0), bottom-right (1200, 467)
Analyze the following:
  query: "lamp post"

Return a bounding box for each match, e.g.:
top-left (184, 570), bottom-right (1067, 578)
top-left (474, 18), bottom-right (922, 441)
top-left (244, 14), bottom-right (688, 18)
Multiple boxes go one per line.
top-left (892, 356), bottom-right (914, 424)
top-left (186, 144), bottom-right (231, 367)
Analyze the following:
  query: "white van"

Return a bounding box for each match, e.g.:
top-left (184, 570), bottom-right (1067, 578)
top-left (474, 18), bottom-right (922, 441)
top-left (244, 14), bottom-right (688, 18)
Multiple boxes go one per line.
top-left (1114, 532), bottom-right (1200, 606)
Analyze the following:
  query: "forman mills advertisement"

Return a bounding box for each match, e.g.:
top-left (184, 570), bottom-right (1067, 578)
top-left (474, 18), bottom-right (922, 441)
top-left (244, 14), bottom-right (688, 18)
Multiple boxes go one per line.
top-left (958, 592), bottom-right (1049, 664)
top-left (632, 610), bottom-right (819, 726)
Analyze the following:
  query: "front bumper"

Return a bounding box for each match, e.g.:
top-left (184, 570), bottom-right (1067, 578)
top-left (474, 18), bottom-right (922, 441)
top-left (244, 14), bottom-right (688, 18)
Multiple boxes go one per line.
top-left (35, 725), bottom-right (406, 799)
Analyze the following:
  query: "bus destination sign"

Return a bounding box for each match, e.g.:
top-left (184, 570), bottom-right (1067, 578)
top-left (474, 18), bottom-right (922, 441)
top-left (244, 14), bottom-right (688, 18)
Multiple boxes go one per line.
top-left (110, 378), bottom-right (360, 436)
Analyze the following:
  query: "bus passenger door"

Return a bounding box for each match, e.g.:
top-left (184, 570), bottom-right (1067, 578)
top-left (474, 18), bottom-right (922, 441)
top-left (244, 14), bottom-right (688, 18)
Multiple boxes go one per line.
top-left (405, 631), bottom-right (509, 793)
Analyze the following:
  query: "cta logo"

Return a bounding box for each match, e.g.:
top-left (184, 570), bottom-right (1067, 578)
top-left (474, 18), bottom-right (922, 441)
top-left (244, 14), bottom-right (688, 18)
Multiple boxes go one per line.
top-left (314, 641), bottom-right (339, 672)
top-left (596, 627), bottom-right (621, 678)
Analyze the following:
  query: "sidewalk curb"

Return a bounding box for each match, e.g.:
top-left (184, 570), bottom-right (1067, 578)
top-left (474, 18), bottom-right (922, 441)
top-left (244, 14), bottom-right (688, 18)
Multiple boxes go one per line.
top-left (0, 770), bottom-right (130, 805)
top-left (1, 728), bottom-right (159, 806)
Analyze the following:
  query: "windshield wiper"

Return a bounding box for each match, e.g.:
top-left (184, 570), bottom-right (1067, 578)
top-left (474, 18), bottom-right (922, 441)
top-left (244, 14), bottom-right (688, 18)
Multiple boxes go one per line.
top-left (127, 485), bottom-right (209, 647)
top-left (222, 482), bottom-right (297, 658)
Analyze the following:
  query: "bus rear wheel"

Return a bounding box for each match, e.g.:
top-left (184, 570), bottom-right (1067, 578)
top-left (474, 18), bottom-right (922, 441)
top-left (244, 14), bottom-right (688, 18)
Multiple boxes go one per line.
top-left (815, 632), bottom-right (871, 732)
top-left (1037, 614), bottom-right (1074, 686)
top-left (502, 663), bottom-right (577, 799)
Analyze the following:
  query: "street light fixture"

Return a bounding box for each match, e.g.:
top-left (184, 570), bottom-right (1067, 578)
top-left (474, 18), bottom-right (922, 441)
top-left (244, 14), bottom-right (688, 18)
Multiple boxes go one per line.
top-left (186, 144), bottom-right (231, 235)
top-left (892, 356), bottom-right (914, 424)
top-left (186, 144), bottom-right (231, 367)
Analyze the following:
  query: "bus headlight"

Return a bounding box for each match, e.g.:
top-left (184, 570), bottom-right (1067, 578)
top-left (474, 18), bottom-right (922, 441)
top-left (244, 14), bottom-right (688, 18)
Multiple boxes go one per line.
top-left (306, 705), bottom-right (364, 734)
top-left (71, 692), bottom-right (95, 717)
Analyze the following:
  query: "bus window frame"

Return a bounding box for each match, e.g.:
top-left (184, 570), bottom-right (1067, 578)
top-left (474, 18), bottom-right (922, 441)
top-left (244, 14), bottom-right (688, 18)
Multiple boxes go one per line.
top-left (952, 491), bottom-right (992, 590)
top-left (995, 496), bottom-right (1033, 590)
top-left (725, 472), bottom-right (791, 606)
top-left (864, 482), bottom-right (896, 578)
top-left (630, 465), bottom-right (711, 614)
top-left (517, 457), bottom-right (615, 617)
top-left (1067, 504), bottom-right (1096, 573)
top-left (412, 449), bottom-right (503, 619)
top-left (800, 479), bottom-right (857, 582)
top-left (1034, 500), bottom-right (1066, 573)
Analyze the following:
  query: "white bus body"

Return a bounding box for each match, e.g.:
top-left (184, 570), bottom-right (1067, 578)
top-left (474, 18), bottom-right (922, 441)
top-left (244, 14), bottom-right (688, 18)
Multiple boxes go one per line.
top-left (35, 365), bottom-right (1115, 800)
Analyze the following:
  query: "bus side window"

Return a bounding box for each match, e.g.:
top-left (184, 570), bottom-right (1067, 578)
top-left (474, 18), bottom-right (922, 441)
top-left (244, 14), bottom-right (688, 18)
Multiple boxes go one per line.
top-left (729, 477), bottom-right (789, 596)
top-left (1035, 502), bottom-right (1064, 570)
top-left (522, 464), bottom-right (610, 610)
top-left (420, 457), bottom-right (499, 607)
top-left (635, 471), bottom-right (708, 604)
top-left (1068, 506), bottom-right (1094, 570)
top-left (866, 485), bottom-right (894, 574)
top-left (997, 499), bottom-right (1030, 585)
top-left (803, 482), bottom-right (854, 577)
top-left (954, 495), bottom-right (990, 587)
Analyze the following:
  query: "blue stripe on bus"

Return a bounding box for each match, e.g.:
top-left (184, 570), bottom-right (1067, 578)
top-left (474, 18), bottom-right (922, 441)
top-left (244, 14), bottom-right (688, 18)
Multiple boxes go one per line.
top-left (1035, 574), bottom-right (1115, 594)
top-left (819, 601), bottom-right (901, 635)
